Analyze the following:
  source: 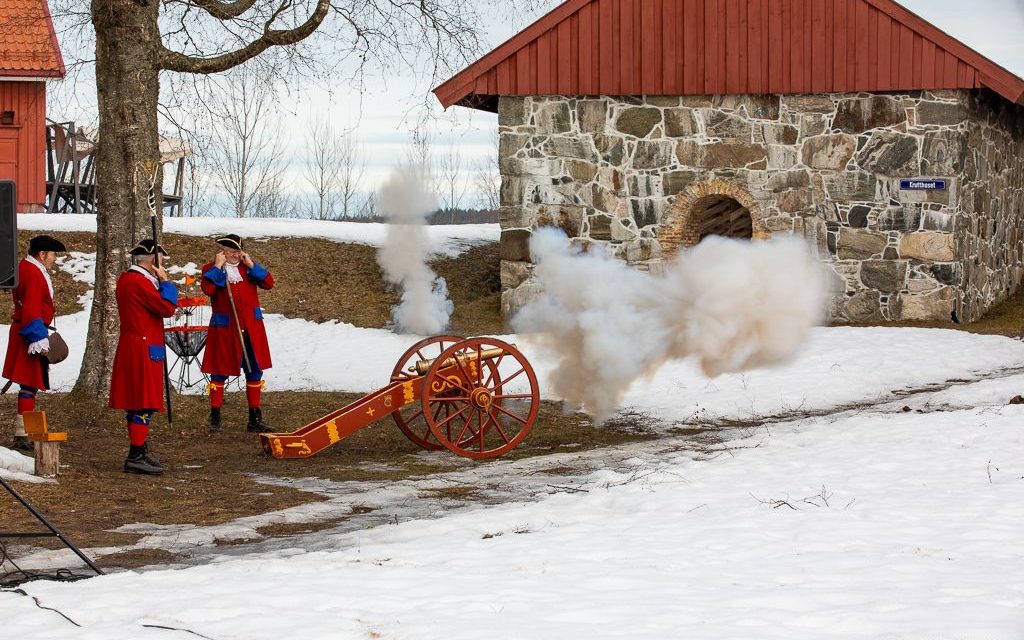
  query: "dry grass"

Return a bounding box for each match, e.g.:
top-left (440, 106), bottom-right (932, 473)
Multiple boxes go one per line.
top-left (0, 388), bottom-right (653, 569)
top-left (433, 243), bottom-right (506, 336)
top-left (2, 230), bottom-right (502, 335)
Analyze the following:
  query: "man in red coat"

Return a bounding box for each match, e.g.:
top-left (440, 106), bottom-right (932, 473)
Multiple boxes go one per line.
top-left (109, 240), bottom-right (178, 475)
top-left (200, 234), bottom-right (274, 433)
top-left (3, 235), bottom-right (66, 451)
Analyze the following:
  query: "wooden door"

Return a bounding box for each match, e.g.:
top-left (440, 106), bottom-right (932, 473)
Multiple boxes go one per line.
top-left (0, 132), bottom-right (17, 184)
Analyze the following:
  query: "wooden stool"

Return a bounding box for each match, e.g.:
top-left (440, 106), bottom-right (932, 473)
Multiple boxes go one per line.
top-left (23, 411), bottom-right (67, 478)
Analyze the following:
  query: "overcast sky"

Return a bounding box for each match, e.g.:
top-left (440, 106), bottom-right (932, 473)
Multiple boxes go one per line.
top-left (48, 0), bottom-right (1024, 211)
top-left (304, 0), bottom-right (1024, 206)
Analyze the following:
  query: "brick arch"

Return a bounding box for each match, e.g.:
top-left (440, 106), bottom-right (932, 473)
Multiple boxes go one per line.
top-left (657, 179), bottom-right (768, 254)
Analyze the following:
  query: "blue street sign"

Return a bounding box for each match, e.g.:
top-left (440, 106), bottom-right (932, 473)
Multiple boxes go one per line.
top-left (900, 179), bottom-right (947, 191)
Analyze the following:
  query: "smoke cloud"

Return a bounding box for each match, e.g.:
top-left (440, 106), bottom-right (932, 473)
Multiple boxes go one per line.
top-left (512, 228), bottom-right (827, 421)
top-left (376, 168), bottom-right (453, 335)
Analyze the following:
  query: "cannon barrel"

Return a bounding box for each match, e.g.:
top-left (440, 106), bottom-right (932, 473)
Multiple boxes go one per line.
top-left (411, 346), bottom-right (512, 376)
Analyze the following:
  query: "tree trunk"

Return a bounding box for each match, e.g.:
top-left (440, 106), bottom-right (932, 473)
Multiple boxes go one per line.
top-left (74, 0), bottom-right (163, 407)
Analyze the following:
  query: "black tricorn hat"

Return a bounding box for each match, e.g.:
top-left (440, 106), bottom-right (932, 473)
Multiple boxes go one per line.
top-left (29, 235), bottom-right (67, 254)
top-left (216, 234), bottom-right (243, 250)
top-left (129, 239), bottom-right (168, 257)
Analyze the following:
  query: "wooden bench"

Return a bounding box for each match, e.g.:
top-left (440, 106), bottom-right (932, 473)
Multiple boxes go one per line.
top-left (22, 411), bottom-right (67, 478)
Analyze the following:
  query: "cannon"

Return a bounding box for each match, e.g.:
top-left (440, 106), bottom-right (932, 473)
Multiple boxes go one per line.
top-left (259, 336), bottom-right (541, 460)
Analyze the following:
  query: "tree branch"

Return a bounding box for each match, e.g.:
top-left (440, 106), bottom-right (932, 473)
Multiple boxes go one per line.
top-left (190, 0), bottom-right (261, 20)
top-left (158, 0), bottom-right (329, 74)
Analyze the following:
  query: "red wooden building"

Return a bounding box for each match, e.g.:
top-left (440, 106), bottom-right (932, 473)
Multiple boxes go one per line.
top-left (435, 0), bottom-right (1024, 325)
top-left (0, 0), bottom-right (64, 212)
top-left (435, 0), bottom-right (1024, 109)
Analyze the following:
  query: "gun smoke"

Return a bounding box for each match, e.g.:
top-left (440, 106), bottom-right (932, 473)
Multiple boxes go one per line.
top-left (512, 228), bottom-right (827, 421)
top-left (376, 168), bottom-right (453, 335)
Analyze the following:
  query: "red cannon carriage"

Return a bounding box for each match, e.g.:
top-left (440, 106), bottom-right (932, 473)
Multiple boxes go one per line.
top-left (260, 336), bottom-right (541, 460)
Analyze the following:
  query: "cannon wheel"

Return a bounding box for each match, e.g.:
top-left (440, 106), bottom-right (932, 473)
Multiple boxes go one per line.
top-left (422, 337), bottom-right (540, 460)
top-left (390, 335), bottom-right (465, 451)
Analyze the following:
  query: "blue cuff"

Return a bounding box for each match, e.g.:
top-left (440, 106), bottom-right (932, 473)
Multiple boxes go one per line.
top-left (204, 267), bottom-right (227, 288)
top-left (248, 263), bottom-right (269, 282)
top-left (19, 318), bottom-right (49, 343)
top-left (158, 281), bottom-right (179, 307)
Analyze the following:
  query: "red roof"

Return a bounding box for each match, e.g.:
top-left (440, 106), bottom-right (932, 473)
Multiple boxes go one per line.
top-left (434, 0), bottom-right (1024, 112)
top-left (0, 0), bottom-right (65, 78)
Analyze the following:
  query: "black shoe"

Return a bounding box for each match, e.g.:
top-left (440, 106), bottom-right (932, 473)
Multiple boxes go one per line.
top-left (124, 444), bottom-right (164, 475)
top-left (12, 436), bottom-right (33, 452)
top-left (246, 407), bottom-right (273, 433)
top-left (209, 407), bottom-right (222, 433)
top-left (124, 455), bottom-right (164, 475)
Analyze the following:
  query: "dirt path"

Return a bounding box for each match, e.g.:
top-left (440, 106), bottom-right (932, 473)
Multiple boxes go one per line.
top-left (8, 363), bottom-right (1020, 576)
top-left (0, 389), bottom-right (655, 572)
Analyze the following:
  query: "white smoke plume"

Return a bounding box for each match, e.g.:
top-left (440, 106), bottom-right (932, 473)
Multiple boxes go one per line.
top-left (512, 228), bottom-right (827, 421)
top-left (376, 167), bottom-right (453, 335)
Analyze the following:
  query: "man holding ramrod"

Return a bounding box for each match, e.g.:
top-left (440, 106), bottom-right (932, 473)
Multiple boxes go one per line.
top-left (200, 234), bottom-right (275, 433)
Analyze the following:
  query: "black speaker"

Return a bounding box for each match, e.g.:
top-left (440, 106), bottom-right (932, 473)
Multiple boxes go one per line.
top-left (0, 180), bottom-right (16, 289)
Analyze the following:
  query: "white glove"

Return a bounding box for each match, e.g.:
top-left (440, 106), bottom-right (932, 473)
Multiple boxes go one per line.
top-left (28, 338), bottom-right (50, 355)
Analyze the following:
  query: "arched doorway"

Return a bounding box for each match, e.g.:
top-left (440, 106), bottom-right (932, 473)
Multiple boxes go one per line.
top-left (690, 194), bottom-right (753, 242)
top-left (657, 179), bottom-right (767, 255)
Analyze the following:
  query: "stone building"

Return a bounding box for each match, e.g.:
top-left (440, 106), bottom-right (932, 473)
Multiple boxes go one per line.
top-left (434, 0), bottom-right (1024, 323)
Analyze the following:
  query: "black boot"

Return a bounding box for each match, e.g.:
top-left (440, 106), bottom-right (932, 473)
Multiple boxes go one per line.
top-left (246, 407), bottom-right (273, 433)
top-left (141, 443), bottom-right (163, 468)
top-left (124, 444), bottom-right (164, 475)
top-left (209, 407), bottom-right (222, 433)
top-left (12, 435), bottom-right (33, 452)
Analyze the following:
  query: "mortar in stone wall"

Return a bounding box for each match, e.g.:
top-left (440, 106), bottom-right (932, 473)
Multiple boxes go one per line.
top-left (497, 89), bottom-right (1024, 324)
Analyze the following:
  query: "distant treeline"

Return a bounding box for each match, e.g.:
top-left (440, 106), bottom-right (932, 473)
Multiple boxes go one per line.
top-left (332, 208), bottom-right (499, 225)
top-left (170, 207), bottom-right (499, 224)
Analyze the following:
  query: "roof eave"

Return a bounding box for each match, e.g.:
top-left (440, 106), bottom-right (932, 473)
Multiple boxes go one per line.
top-left (0, 68), bottom-right (64, 78)
top-left (432, 0), bottom-right (593, 109)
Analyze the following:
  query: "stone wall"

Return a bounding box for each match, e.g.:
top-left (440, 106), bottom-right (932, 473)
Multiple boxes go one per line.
top-left (956, 91), bottom-right (1024, 322)
top-left (499, 91), bottom-right (981, 322)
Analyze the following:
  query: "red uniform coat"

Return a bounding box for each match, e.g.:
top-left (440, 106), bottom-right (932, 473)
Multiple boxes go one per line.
top-left (3, 259), bottom-right (55, 390)
top-left (108, 268), bottom-right (178, 412)
top-left (200, 261), bottom-right (274, 376)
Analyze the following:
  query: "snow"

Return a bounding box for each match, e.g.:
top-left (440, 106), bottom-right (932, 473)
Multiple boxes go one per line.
top-left (4, 220), bottom-right (1024, 636)
top-left (3, 321), bottom-right (1024, 638)
top-left (17, 214), bottom-right (500, 257)
top-left (0, 446), bottom-right (43, 483)
top-left (2, 377), bottom-right (1024, 638)
top-left (254, 323), bottom-right (1024, 426)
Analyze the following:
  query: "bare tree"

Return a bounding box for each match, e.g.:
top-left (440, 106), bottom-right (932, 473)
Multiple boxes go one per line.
top-left (303, 118), bottom-right (365, 220)
top-left (70, 0), bottom-right (561, 401)
top-left (406, 125), bottom-right (434, 173)
top-left (337, 132), bottom-right (366, 220)
top-left (473, 142), bottom-right (500, 212)
top-left (251, 173), bottom-right (297, 218)
top-left (303, 117), bottom-right (341, 220)
top-left (436, 144), bottom-right (467, 220)
top-left (181, 152), bottom-right (210, 217)
top-left (360, 192), bottom-right (379, 219)
top-left (207, 67), bottom-right (290, 218)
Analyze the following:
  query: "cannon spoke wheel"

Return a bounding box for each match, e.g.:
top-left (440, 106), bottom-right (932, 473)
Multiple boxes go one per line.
top-left (423, 338), bottom-right (540, 460)
top-left (391, 335), bottom-right (467, 451)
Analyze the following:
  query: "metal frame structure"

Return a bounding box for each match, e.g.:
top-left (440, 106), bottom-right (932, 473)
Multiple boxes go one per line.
top-left (0, 475), bottom-right (103, 586)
